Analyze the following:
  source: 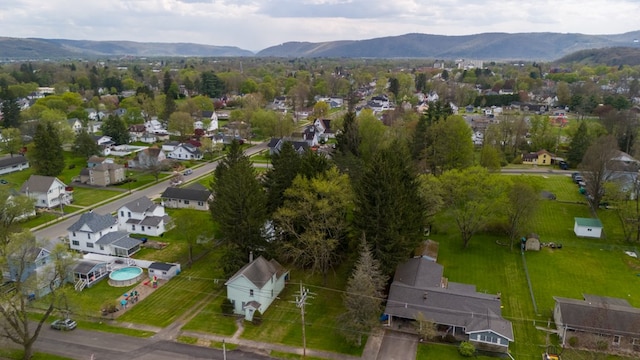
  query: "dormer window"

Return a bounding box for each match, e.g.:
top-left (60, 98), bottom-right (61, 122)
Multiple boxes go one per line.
top-left (250, 289), bottom-right (254, 297)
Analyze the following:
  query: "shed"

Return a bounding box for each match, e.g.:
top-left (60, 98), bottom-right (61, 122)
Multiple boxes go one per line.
top-left (573, 218), bottom-right (603, 238)
top-left (525, 233), bottom-right (541, 251)
top-left (148, 262), bottom-right (180, 280)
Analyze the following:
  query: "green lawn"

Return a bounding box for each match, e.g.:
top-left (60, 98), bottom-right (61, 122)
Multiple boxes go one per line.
top-left (250, 151), bottom-right (271, 164)
top-left (0, 349), bottom-right (73, 360)
top-left (416, 343), bottom-right (496, 360)
top-left (240, 268), bottom-right (363, 356)
top-left (182, 300), bottom-right (238, 336)
top-left (118, 252), bottom-right (223, 327)
top-left (71, 187), bottom-right (123, 207)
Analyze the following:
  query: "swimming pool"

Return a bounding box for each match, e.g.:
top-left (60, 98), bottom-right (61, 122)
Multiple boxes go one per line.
top-left (109, 266), bottom-right (144, 287)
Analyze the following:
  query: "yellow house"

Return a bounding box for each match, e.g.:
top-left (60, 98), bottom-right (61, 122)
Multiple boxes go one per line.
top-left (522, 150), bottom-right (553, 166)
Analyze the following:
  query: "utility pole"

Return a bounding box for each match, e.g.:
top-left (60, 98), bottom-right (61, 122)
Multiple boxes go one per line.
top-left (293, 282), bottom-right (312, 358)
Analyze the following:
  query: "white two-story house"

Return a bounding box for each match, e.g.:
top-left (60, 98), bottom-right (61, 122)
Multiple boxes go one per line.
top-left (167, 143), bottom-right (203, 161)
top-left (20, 175), bottom-right (72, 208)
top-left (117, 196), bottom-right (171, 236)
top-left (225, 255), bottom-right (289, 321)
top-left (67, 211), bottom-right (142, 257)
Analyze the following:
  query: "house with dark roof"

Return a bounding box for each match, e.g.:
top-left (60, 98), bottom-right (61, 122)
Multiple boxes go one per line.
top-left (522, 150), bottom-right (554, 166)
top-left (384, 257), bottom-right (513, 353)
top-left (554, 295), bottom-right (640, 353)
top-left (167, 143), bottom-right (203, 161)
top-left (66, 211), bottom-right (140, 257)
top-left (267, 138), bottom-right (309, 155)
top-left (127, 146), bottom-right (167, 169)
top-left (72, 260), bottom-right (109, 290)
top-left (148, 262), bottom-right (181, 280)
top-left (20, 175), bottom-right (72, 208)
top-left (0, 155), bottom-right (29, 175)
top-left (117, 196), bottom-right (171, 236)
top-left (225, 255), bottom-right (289, 321)
top-left (161, 183), bottom-right (212, 211)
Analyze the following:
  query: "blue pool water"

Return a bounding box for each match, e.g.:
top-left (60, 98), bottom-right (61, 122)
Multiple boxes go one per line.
top-left (109, 266), bottom-right (143, 281)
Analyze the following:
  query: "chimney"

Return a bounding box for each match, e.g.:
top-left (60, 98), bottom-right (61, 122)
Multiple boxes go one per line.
top-left (249, 251), bottom-right (254, 263)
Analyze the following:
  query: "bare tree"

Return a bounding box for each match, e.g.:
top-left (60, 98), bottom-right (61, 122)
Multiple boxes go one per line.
top-left (0, 232), bottom-right (76, 360)
top-left (579, 135), bottom-right (619, 210)
top-left (506, 181), bottom-right (539, 251)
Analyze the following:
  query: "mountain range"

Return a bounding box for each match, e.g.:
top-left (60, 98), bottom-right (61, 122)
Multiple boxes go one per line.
top-left (1, 31), bottom-right (639, 61)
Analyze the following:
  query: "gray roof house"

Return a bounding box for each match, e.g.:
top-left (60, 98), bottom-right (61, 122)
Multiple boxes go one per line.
top-left (161, 184), bottom-right (212, 211)
top-left (20, 175), bottom-right (71, 208)
top-left (225, 255), bottom-right (289, 321)
top-left (384, 257), bottom-right (513, 353)
top-left (0, 155), bottom-right (29, 175)
top-left (554, 295), bottom-right (640, 353)
top-left (117, 196), bottom-right (171, 237)
top-left (67, 211), bottom-right (141, 257)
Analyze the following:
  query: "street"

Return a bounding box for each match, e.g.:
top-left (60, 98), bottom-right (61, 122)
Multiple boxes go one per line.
top-left (33, 142), bottom-right (268, 243)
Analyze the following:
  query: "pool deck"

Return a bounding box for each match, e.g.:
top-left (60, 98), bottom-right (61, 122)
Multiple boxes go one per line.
top-left (105, 278), bottom-right (167, 319)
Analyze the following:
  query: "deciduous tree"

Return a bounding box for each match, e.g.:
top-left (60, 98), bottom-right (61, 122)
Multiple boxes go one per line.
top-left (505, 180), bottom-right (539, 250)
top-left (0, 128), bottom-right (23, 157)
top-left (579, 135), bottom-right (620, 209)
top-left (72, 130), bottom-right (101, 159)
top-left (168, 111), bottom-right (193, 140)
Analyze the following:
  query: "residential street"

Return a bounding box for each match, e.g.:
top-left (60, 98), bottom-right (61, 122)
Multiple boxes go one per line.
top-left (32, 142), bottom-right (268, 244)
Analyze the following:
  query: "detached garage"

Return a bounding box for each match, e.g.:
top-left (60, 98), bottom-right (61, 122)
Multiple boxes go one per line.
top-left (574, 218), bottom-right (603, 238)
top-left (148, 262), bottom-right (180, 280)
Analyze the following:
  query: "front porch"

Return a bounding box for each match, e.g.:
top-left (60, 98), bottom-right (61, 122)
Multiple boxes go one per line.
top-left (73, 260), bottom-right (109, 291)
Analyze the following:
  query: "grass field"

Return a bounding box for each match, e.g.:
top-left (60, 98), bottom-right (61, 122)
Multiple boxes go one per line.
top-left (416, 343), bottom-right (496, 359)
top-left (71, 187), bottom-right (123, 207)
top-left (181, 300), bottom-right (238, 336)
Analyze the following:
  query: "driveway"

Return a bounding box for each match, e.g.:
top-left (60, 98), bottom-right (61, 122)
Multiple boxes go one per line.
top-left (376, 330), bottom-right (418, 360)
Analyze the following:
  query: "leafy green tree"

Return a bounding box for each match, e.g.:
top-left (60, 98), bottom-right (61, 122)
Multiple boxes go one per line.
top-left (426, 115), bottom-right (473, 175)
top-left (567, 121), bottom-right (591, 168)
top-left (210, 140), bottom-right (267, 259)
top-left (0, 233), bottom-right (76, 360)
top-left (353, 142), bottom-right (425, 275)
top-left (440, 167), bottom-right (508, 248)
top-left (274, 168), bottom-right (351, 283)
top-left (480, 145), bottom-right (502, 172)
top-left (168, 111), bottom-right (193, 140)
top-left (200, 71), bottom-right (225, 98)
top-left (505, 180), bottom-right (539, 250)
top-left (101, 114), bottom-right (130, 145)
top-left (0, 128), bottom-right (23, 157)
top-left (414, 312), bottom-right (437, 341)
top-left (173, 209), bottom-right (211, 266)
top-left (338, 237), bottom-right (387, 346)
top-left (0, 188), bottom-right (35, 245)
top-left (32, 122), bottom-right (64, 177)
top-left (312, 101), bottom-right (330, 119)
top-left (72, 130), bottom-right (101, 159)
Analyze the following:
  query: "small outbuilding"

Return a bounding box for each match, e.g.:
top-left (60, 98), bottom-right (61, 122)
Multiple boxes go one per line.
top-left (573, 218), bottom-right (603, 239)
top-left (147, 262), bottom-right (180, 280)
top-left (525, 233), bottom-right (541, 251)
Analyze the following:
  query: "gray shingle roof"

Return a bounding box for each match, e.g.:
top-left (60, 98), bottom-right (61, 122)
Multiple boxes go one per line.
top-left (161, 187), bottom-right (211, 202)
top-left (20, 175), bottom-right (63, 194)
top-left (95, 231), bottom-right (131, 245)
top-left (140, 216), bottom-right (163, 226)
top-left (149, 262), bottom-right (175, 271)
top-left (226, 256), bottom-right (286, 289)
top-left (67, 212), bottom-right (116, 232)
top-left (112, 236), bottom-right (142, 250)
top-left (385, 257), bottom-right (513, 341)
top-left (0, 155), bottom-right (28, 168)
top-left (554, 295), bottom-right (640, 337)
top-left (122, 196), bottom-right (155, 213)
top-left (73, 260), bottom-right (107, 274)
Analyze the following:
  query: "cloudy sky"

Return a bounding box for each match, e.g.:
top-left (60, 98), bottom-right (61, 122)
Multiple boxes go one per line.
top-left (1, 0), bottom-right (639, 52)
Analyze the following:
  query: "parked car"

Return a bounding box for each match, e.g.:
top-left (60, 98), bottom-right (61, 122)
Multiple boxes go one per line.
top-left (51, 318), bottom-right (77, 331)
top-left (183, 169), bottom-right (193, 176)
top-left (558, 161), bottom-right (568, 170)
top-left (0, 179), bottom-right (7, 184)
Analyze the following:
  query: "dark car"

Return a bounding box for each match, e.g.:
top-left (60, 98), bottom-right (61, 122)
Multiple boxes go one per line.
top-left (51, 318), bottom-right (77, 331)
top-left (558, 161), bottom-right (568, 170)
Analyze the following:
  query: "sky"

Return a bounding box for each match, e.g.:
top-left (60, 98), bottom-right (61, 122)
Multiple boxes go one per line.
top-left (1, 0), bottom-right (639, 52)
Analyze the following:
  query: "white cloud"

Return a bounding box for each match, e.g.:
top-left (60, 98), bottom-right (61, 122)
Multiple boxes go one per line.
top-left (0, 0), bottom-right (638, 51)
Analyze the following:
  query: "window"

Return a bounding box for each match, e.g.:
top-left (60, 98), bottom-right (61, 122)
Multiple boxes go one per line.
top-left (184, 200), bottom-right (190, 205)
top-left (198, 201), bottom-right (204, 206)
top-left (614, 335), bottom-right (621, 345)
top-left (128, 212), bottom-right (131, 217)
top-left (72, 240), bottom-right (79, 246)
top-left (87, 233), bottom-right (91, 239)
top-left (72, 231), bottom-right (76, 237)
top-left (132, 225), bottom-right (136, 231)
top-left (141, 226), bottom-right (145, 231)
top-left (100, 245), bottom-right (104, 250)
top-left (120, 211), bottom-right (124, 217)
top-left (250, 289), bottom-right (254, 297)
top-left (87, 242), bottom-right (94, 248)
top-left (162, 271), bottom-right (167, 275)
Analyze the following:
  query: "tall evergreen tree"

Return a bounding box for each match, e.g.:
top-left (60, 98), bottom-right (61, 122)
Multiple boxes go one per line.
top-left (73, 130), bottom-right (101, 159)
top-left (263, 143), bottom-right (302, 215)
top-left (101, 115), bottom-right (130, 145)
top-left (567, 120), bottom-right (591, 168)
top-left (338, 237), bottom-right (387, 346)
top-left (0, 88), bottom-right (21, 129)
top-left (210, 140), bottom-right (267, 260)
top-left (200, 71), bottom-right (225, 98)
top-left (32, 122), bottom-right (65, 176)
top-left (353, 142), bottom-right (425, 275)
top-left (336, 111), bottom-right (360, 157)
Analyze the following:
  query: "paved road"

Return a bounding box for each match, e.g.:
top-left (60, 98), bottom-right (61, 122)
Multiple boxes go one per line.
top-left (33, 325), bottom-right (273, 360)
top-left (33, 142), bottom-right (268, 243)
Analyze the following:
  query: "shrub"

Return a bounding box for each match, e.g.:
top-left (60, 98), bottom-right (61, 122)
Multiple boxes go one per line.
top-left (568, 336), bottom-right (578, 347)
top-left (220, 298), bottom-right (234, 315)
top-left (443, 333), bottom-right (457, 343)
top-left (458, 341), bottom-right (475, 357)
top-left (596, 340), bottom-right (608, 351)
top-left (251, 310), bottom-right (263, 326)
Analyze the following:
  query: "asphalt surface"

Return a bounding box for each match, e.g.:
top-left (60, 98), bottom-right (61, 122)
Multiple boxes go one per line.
top-left (33, 142), bottom-right (268, 244)
top-left (34, 325), bottom-right (273, 360)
